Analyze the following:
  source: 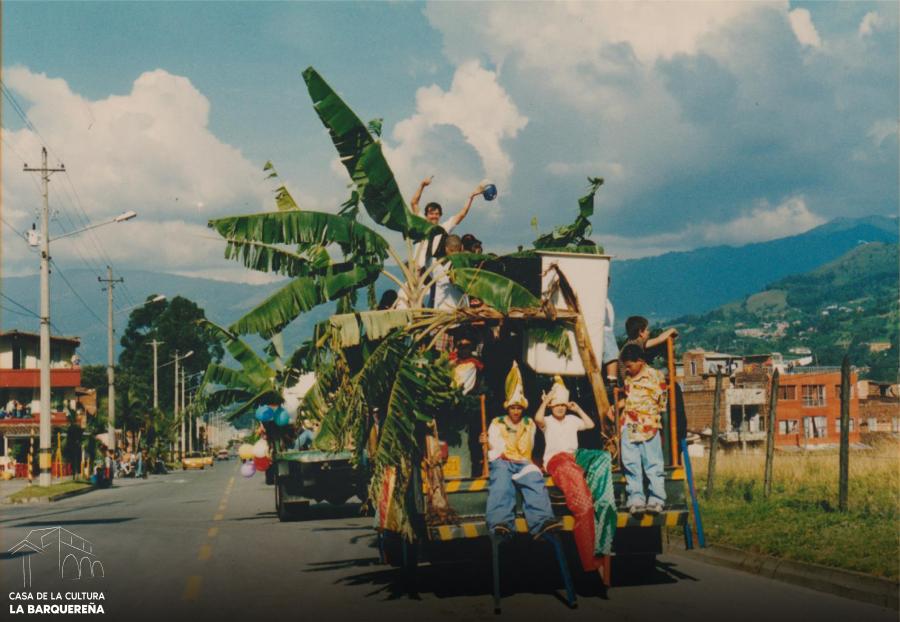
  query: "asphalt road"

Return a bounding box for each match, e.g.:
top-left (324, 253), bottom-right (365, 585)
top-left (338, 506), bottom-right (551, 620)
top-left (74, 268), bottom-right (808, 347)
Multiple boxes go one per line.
top-left (1, 463), bottom-right (894, 622)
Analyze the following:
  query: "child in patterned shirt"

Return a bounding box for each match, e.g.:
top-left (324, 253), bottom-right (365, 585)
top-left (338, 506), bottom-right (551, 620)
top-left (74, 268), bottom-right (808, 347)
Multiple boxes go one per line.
top-left (614, 344), bottom-right (668, 515)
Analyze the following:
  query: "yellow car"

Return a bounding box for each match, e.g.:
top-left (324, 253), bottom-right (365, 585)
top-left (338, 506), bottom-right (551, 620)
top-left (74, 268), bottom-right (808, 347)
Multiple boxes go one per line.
top-left (182, 452), bottom-right (206, 470)
top-left (202, 453), bottom-right (214, 468)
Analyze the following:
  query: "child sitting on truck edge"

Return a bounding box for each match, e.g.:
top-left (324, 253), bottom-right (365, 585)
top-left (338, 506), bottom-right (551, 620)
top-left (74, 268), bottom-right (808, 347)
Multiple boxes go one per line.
top-left (481, 362), bottom-right (561, 539)
top-left (615, 344), bottom-right (668, 515)
top-left (535, 377), bottom-right (608, 574)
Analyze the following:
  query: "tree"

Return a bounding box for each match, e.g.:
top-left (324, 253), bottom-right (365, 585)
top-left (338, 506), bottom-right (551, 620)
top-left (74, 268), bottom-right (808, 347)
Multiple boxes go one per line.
top-left (118, 296), bottom-right (224, 414)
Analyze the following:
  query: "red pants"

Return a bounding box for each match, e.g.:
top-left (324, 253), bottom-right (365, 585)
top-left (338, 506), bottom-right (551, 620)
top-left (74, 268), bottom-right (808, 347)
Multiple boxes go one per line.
top-left (547, 452), bottom-right (602, 572)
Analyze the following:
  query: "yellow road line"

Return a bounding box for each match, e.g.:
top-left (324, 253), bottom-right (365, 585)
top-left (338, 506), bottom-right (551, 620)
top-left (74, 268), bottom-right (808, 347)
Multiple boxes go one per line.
top-left (214, 513), bottom-right (223, 521)
top-left (183, 576), bottom-right (202, 601)
top-left (198, 544), bottom-right (212, 561)
top-left (218, 504), bottom-right (226, 512)
top-left (207, 527), bottom-right (219, 538)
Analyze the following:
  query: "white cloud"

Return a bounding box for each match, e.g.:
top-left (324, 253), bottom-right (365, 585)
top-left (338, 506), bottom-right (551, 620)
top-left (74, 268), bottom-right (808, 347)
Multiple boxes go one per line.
top-left (381, 61), bottom-right (527, 222)
top-left (601, 196), bottom-right (825, 258)
top-left (699, 197), bottom-right (825, 245)
top-left (1, 66), bottom-right (271, 280)
top-left (859, 11), bottom-right (886, 37)
top-left (868, 118), bottom-right (899, 147)
top-left (789, 8), bottom-right (822, 48)
top-left (387, 61), bottom-right (526, 191)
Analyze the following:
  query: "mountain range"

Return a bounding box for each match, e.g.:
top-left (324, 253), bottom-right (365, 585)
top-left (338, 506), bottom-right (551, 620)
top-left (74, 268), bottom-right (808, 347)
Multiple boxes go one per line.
top-left (608, 214), bottom-right (898, 323)
top-left (1, 215), bottom-right (896, 365)
top-left (670, 241), bottom-right (899, 381)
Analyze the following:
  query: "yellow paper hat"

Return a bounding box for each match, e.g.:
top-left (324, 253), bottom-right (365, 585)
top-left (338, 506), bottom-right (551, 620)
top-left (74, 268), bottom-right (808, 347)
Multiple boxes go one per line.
top-left (547, 375), bottom-right (570, 406)
top-left (503, 361), bottom-right (529, 409)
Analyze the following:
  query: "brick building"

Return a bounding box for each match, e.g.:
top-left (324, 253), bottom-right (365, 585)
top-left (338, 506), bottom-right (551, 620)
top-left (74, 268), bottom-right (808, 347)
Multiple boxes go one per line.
top-left (682, 349), bottom-right (768, 447)
top-left (857, 380), bottom-right (900, 434)
top-left (773, 368), bottom-right (861, 447)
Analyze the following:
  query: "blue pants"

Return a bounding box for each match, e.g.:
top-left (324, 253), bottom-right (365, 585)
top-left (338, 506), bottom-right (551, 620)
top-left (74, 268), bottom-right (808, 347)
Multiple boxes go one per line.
top-left (486, 459), bottom-right (555, 535)
top-left (294, 429), bottom-right (316, 450)
top-left (620, 428), bottom-right (666, 506)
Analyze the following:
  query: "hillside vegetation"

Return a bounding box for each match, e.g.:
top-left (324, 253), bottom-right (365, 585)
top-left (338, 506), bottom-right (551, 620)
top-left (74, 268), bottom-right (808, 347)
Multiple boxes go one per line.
top-left (672, 242), bottom-right (899, 381)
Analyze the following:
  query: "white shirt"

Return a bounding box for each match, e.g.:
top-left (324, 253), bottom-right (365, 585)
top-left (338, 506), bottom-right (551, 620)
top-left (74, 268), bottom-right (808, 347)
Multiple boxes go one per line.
top-left (430, 260), bottom-right (465, 310)
top-left (414, 218), bottom-right (457, 269)
top-left (542, 414), bottom-right (587, 466)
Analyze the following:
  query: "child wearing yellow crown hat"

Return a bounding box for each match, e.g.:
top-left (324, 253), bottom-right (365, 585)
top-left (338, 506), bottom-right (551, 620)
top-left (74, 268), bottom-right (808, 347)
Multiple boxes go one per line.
top-left (480, 362), bottom-right (561, 539)
top-left (535, 376), bottom-right (607, 575)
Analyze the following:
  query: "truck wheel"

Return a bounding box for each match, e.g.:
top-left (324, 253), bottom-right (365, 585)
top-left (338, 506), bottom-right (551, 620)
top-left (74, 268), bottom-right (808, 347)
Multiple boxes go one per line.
top-left (276, 480), bottom-right (304, 522)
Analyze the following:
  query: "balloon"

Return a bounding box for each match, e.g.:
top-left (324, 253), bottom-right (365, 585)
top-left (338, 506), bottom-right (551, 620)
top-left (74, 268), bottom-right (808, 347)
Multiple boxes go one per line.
top-left (253, 439), bottom-right (269, 459)
top-left (240, 461), bottom-right (256, 478)
top-left (254, 405), bottom-right (274, 423)
top-left (274, 407), bottom-right (291, 427)
top-left (238, 443), bottom-right (254, 460)
top-left (253, 456), bottom-right (271, 472)
top-left (481, 183), bottom-right (497, 201)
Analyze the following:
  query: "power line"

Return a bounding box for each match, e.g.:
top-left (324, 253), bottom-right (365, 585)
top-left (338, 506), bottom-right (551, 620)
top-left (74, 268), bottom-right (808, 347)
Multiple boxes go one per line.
top-left (0, 292), bottom-right (39, 318)
top-left (0, 303), bottom-right (36, 318)
top-left (1, 214), bottom-right (28, 240)
top-left (49, 258), bottom-right (106, 326)
top-left (2, 79), bottom-right (137, 310)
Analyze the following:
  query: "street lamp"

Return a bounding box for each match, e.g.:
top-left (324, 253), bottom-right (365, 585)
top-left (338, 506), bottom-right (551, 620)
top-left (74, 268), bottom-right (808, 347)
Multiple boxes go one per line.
top-left (24, 143), bottom-right (138, 486)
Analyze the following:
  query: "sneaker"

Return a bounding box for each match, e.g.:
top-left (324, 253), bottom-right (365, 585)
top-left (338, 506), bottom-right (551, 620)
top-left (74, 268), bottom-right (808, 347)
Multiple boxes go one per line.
top-left (627, 502), bottom-right (645, 516)
top-left (645, 501), bottom-right (664, 515)
top-left (533, 519), bottom-right (563, 540)
top-left (491, 524), bottom-right (512, 538)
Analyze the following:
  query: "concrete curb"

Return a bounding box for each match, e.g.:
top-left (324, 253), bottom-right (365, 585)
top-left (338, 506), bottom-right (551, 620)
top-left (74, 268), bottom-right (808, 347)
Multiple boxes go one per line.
top-left (3, 484), bottom-right (95, 504)
top-left (674, 543), bottom-right (898, 611)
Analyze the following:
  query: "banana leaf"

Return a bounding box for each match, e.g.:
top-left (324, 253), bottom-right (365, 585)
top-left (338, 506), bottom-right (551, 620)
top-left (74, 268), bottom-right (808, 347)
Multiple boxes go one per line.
top-left (533, 176), bottom-right (604, 250)
top-left (263, 161), bottom-right (300, 211)
top-left (201, 363), bottom-right (260, 393)
top-left (329, 309), bottom-right (415, 347)
top-left (302, 67), bottom-right (434, 242)
top-left (225, 390), bottom-right (271, 422)
top-left (223, 238), bottom-right (355, 278)
top-left (449, 266), bottom-right (541, 313)
top-left (229, 264), bottom-right (381, 338)
top-left (199, 319), bottom-right (274, 385)
top-left (204, 388), bottom-right (256, 411)
top-left (209, 210), bottom-right (389, 263)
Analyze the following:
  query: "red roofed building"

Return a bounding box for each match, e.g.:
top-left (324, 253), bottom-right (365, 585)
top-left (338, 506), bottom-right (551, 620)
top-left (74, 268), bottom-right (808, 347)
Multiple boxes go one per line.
top-left (0, 330), bottom-right (87, 461)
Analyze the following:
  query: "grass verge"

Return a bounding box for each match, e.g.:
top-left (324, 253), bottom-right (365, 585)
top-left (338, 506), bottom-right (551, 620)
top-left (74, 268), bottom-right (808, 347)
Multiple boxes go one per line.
top-left (683, 438), bottom-right (898, 579)
top-left (7, 479), bottom-right (92, 502)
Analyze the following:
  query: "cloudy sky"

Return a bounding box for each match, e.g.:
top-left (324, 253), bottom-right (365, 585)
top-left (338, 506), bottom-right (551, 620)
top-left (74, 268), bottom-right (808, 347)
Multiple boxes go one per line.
top-left (2, 1), bottom-right (897, 285)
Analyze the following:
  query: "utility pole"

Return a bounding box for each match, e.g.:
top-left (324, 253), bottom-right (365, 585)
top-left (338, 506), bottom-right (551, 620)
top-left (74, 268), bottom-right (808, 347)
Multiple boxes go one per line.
top-left (99, 267), bottom-right (124, 454)
top-left (174, 351), bottom-right (182, 459)
top-left (183, 366), bottom-right (190, 452)
top-left (24, 148), bottom-right (65, 487)
top-left (839, 356), bottom-right (851, 512)
top-left (148, 339), bottom-right (163, 410)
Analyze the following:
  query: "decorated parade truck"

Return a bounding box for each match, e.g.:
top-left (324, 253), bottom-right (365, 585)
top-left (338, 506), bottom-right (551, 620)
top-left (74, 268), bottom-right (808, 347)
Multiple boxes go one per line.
top-left (367, 250), bottom-right (692, 611)
top-left (202, 66), bottom-right (701, 612)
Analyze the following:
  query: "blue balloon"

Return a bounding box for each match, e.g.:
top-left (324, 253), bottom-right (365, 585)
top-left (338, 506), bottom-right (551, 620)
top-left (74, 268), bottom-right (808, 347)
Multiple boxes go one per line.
top-left (482, 184), bottom-right (497, 201)
top-left (274, 407), bottom-right (291, 427)
top-left (254, 405), bottom-right (274, 422)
